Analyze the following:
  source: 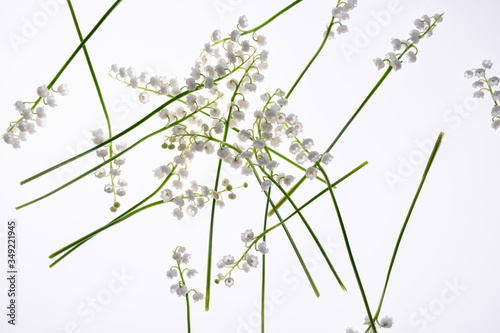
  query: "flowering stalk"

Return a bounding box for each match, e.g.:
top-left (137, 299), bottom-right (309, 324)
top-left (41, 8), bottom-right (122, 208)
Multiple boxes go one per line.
top-left (3, 0), bottom-right (121, 140)
top-left (215, 0), bottom-right (303, 46)
top-left (67, 0), bottom-right (124, 210)
top-left (464, 60), bottom-right (500, 129)
top-left (205, 53), bottom-right (259, 310)
top-left (18, 54), bottom-right (251, 186)
top-left (269, 13), bottom-right (444, 216)
top-left (47, 95), bottom-right (225, 263)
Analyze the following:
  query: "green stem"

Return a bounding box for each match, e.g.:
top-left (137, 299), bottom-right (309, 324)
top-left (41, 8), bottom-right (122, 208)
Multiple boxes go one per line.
top-left (247, 160), bottom-right (320, 297)
top-left (317, 164), bottom-right (377, 333)
top-left (261, 188), bottom-right (271, 333)
top-left (49, 164), bottom-right (177, 262)
top-left (67, 0), bottom-right (113, 139)
top-left (372, 132), bottom-right (444, 322)
top-left (186, 292), bottom-right (191, 333)
top-left (49, 200), bottom-right (164, 267)
top-left (20, 56), bottom-right (245, 186)
top-left (286, 15), bottom-right (335, 98)
top-left (19, 89), bottom-right (189, 186)
top-left (205, 58), bottom-right (257, 311)
top-left (260, 167), bottom-right (346, 290)
top-left (272, 67), bottom-right (393, 214)
top-left (241, 162), bottom-right (369, 261)
top-left (177, 262), bottom-right (191, 333)
top-left (27, 0), bottom-right (121, 116)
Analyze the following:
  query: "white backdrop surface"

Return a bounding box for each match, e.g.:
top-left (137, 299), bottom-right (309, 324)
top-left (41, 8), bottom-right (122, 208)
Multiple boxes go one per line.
top-left (0, 0), bottom-right (499, 333)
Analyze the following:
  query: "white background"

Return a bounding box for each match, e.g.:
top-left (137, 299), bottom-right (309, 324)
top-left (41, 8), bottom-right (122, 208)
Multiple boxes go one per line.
top-left (1, 0), bottom-right (499, 332)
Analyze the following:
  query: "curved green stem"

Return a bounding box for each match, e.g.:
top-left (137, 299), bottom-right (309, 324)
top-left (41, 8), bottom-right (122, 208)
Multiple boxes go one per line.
top-left (205, 56), bottom-right (257, 310)
top-left (286, 15), bottom-right (335, 98)
top-left (372, 132), bottom-right (444, 322)
top-left (67, 0), bottom-right (112, 139)
top-left (19, 90), bottom-right (189, 186)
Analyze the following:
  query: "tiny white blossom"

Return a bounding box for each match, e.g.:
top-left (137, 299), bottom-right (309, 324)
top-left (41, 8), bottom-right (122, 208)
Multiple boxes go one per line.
top-left (57, 84), bottom-right (70, 96)
top-left (170, 284), bottom-right (179, 293)
top-left (181, 253), bottom-right (191, 264)
top-left (483, 60), bottom-right (493, 69)
top-left (305, 166), bottom-right (318, 180)
top-left (256, 35), bottom-right (266, 46)
top-left (176, 285), bottom-right (188, 297)
top-left (47, 95), bottom-right (57, 108)
top-left (238, 15), bottom-right (248, 28)
top-left (139, 92), bottom-right (150, 104)
top-left (406, 51), bottom-right (417, 64)
top-left (94, 168), bottom-right (106, 178)
top-left (230, 30), bottom-right (241, 42)
top-left (261, 179), bottom-right (272, 191)
top-left (186, 269), bottom-right (198, 279)
top-left (321, 153), bottom-right (334, 165)
top-left (409, 29), bottom-right (420, 44)
top-left (246, 254), bottom-right (259, 268)
top-left (223, 255), bottom-right (235, 265)
top-left (473, 91), bottom-right (485, 98)
top-left (161, 189), bottom-right (173, 202)
top-left (391, 38), bottom-right (402, 51)
top-left (380, 315), bottom-right (394, 328)
top-left (186, 78), bottom-right (197, 91)
top-left (257, 242), bottom-right (269, 254)
top-left (96, 148), bottom-right (109, 158)
top-left (166, 269), bottom-right (178, 279)
top-left (492, 119), bottom-right (500, 131)
top-left (37, 85), bottom-right (49, 98)
top-left (104, 184), bottom-right (114, 193)
top-left (212, 29), bottom-right (222, 42)
top-left (224, 277), bottom-right (234, 287)
top-left (337, 25), bottom-right (348, 34)
top-left (192, 292), bottom-right (204, 302)
top-left (241, 229), bottom-right (254, 242)
top-left (374, 58), bottom-right (385, 70)
top-left (492, 106), bottom-right (500, 117)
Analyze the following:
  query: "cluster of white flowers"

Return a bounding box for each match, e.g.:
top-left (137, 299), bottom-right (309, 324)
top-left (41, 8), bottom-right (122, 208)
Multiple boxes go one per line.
top-left (214, 228), bottom-right (268, 288)
top-left (346, 315), bottom-right (394, 333)
top-left (374, 14), bottom-right (443, 71)
top-left (2, 84), bottom-right (69, 148)
top-left (110, 64), bottom-right (190, 104)
top-left (168, 246), bottom-right (204, 302)
top-left (92, 132), bottom-right (129, 212)
top-left (464, 60), bottom-right (500, 130)
top-left (324, 0), bottom-right (358, 39)
top-left (158, 171), bottom-right (247, 220)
